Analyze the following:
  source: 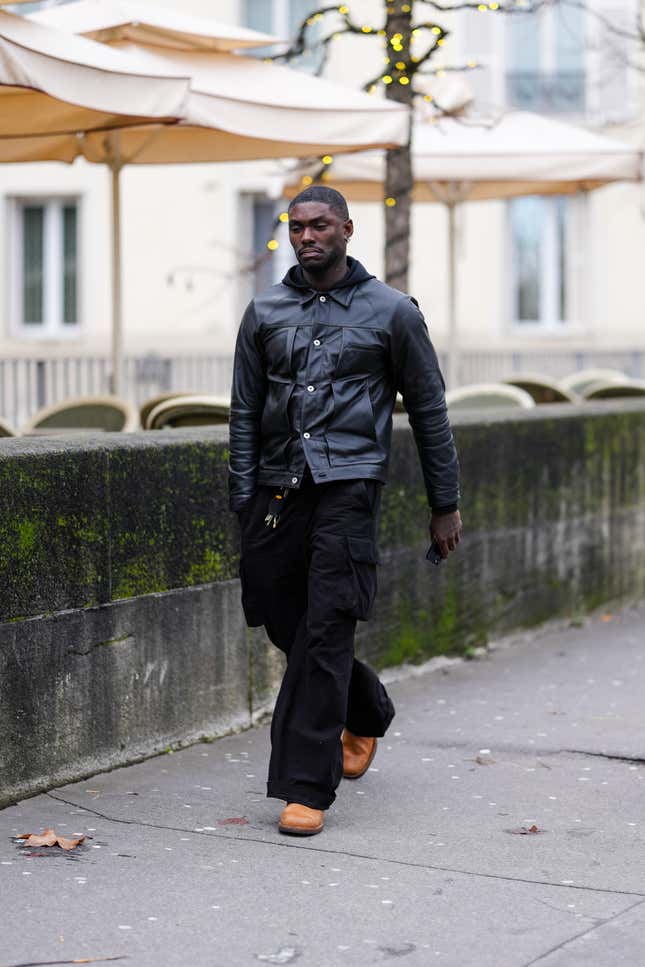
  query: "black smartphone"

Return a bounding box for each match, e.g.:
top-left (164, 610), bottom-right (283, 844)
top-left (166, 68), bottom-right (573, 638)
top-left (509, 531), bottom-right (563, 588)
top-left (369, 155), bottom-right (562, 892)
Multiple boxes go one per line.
top-left (426, 540), bottom-right (443, 566)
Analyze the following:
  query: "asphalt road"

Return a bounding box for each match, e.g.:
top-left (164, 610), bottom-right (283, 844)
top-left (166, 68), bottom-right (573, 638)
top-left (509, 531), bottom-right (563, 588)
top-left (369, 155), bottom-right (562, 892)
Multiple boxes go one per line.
top-left (2, 604), bottom-right (645, 967)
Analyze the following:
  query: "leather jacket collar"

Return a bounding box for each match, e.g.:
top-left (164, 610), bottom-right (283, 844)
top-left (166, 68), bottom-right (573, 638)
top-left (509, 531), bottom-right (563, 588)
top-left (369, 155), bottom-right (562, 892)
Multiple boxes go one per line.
top-left (282, 257), bottom-right (374, 308)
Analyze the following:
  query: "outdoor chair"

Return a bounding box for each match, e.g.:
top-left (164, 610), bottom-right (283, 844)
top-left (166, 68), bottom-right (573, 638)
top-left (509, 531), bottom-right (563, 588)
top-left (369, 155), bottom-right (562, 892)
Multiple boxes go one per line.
top-left (583, 379), bottom-right (645, 400)
top-left (503, 373), bottom-right (578, 404)
top-left (139, 392), bottom-right (195, 430)
top-left (146, 395), bottom-right (231, 429)
top-left (23, 396), bottom-right (139, 435)
top-left (560, 368), bottom-right (627, 396)
top-left (446, 383), bottom-right (535, 411)
top-left (0, 418), bottom-right (17, 437)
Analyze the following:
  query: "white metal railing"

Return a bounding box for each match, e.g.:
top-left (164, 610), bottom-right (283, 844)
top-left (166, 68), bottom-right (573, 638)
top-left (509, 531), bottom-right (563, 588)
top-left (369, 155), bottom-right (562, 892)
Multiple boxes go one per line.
top-left (1, 348), bottom-right (643, 430)
top-left (0, 353), bottom-right (234, 430)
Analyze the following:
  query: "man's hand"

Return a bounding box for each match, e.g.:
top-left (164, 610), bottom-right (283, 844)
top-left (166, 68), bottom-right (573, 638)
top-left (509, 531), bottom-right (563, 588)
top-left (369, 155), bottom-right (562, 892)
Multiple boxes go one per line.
top-left (430, 510), bottom-right (462, 560)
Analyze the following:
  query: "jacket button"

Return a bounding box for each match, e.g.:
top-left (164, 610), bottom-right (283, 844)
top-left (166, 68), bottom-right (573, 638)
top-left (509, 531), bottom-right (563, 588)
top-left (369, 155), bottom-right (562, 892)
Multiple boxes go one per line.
top-left (313, 339), bottom-right (321, 346)
top-left (319, 295), bottom-right (326, 302)
top-left (303, 432), bottom-right (311, 439)
top-left (307, 385), bottom-right (315, 392)
top-left (291, 477), bottom-right (298, 484)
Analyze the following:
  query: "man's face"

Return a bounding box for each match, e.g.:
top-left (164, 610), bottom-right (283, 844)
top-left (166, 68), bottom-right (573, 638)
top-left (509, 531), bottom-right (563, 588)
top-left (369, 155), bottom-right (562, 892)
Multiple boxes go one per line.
top-left (288, 201), bottom-right (353, 274)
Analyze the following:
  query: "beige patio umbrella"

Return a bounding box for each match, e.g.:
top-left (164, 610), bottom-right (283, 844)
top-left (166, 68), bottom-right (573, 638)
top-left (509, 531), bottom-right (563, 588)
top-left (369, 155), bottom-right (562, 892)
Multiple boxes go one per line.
top-left (0, 9), bottom-right (193, 391)
top-left (285, 112), bottom-right (643, 387)
top-left (0, 9), bottom-right (189, 139)
top-left (25, 1), bottom-right (408, 393)
top-left (31, 0), bottom-right (279, 50)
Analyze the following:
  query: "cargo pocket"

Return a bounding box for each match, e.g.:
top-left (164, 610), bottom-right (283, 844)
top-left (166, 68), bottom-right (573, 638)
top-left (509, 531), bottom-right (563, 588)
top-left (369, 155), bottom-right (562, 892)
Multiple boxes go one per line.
top-left (346, 536), bottom-right (380, 621)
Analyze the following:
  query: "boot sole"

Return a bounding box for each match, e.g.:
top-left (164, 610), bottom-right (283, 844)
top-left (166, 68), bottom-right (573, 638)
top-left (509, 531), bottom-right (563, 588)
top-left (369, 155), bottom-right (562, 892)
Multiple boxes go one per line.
top-left (278, 823), bottom-right (323, 836)
top-left (343, 738), bottom-right (377, 780)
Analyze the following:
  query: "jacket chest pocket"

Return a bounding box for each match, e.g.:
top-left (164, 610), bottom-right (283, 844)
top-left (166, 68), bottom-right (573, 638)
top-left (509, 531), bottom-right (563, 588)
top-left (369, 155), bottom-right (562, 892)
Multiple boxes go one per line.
top-left (262, 325), bottom-right (296, 378)
top-left (336, 333), bottom-right (385, 378)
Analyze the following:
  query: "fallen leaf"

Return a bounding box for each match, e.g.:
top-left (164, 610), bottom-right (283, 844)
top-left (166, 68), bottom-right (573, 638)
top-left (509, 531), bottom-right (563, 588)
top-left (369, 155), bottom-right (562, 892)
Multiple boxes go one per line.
top-left (56, 835), bottom-right (86, 851)
top-left (17, 828), bottom-right (86, 850)
top-left (17, 828), bottom-right (57, 848)
top-left (217, 817), bottom-right (249, 826)
top-left (0, 957), bottom-right (125, 966)
top-left (507, 824), bottom-right (545, 835)
top-left (601, 613), bottom-right (613, 622)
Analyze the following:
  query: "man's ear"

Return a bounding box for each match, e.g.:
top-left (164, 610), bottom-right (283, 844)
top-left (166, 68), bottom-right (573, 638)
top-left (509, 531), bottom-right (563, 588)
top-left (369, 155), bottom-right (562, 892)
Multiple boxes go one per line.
top-left (344, 218), bottom-right (354, 242)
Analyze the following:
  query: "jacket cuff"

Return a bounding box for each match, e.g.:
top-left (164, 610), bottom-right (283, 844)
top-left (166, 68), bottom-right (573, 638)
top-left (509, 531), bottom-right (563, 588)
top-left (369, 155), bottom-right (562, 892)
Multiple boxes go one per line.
top-left (432, 502), bottom-right (459, 516)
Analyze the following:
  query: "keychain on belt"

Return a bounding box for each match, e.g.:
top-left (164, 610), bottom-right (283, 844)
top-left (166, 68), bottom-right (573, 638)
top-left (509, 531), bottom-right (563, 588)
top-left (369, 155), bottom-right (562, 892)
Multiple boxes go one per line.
top-left (264, 487), bottom-right (289, 528)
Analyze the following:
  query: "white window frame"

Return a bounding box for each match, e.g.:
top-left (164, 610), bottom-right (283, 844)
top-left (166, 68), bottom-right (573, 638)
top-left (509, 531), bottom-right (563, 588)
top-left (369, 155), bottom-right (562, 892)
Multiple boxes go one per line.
top-left (244, 0), bottom-right (324, 70)
top-left (506, 194), bottom-right (589, 335)
top-left (7, 195), bottom-right (83, 341)
top-left (458, 0), bottom-right (637, 124)
top-left (505, 6), bottom-right (588, 120)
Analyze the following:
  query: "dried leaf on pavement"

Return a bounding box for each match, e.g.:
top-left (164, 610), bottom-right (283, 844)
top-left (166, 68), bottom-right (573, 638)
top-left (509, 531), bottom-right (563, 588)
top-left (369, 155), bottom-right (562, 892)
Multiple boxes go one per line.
top-left (0, 956), bottom-right (125, 966)
top-left (17, 828), bottom-right (86, 850)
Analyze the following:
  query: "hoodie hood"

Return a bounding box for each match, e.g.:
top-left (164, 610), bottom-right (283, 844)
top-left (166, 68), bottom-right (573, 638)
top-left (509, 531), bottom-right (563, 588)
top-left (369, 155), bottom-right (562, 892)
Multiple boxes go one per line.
top-left (282, 256), bottom-right (374, 292)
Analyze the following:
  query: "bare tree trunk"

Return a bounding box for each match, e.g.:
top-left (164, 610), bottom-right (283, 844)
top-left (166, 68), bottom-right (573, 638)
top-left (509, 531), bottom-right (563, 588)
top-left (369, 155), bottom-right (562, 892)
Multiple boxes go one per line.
top-left (384, 6), bottom-right (414, 293)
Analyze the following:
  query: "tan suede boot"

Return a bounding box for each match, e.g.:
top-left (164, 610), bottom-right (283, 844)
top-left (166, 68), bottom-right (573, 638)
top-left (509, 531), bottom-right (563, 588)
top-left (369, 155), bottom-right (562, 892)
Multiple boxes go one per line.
top-left (342, 730), bottom-right (377, 779)
top-left (278, 803), bottom-right (324, 836)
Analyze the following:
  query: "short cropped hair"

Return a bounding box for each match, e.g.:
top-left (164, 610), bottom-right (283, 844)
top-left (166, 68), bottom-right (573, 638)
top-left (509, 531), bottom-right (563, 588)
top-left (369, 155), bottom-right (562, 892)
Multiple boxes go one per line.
top-left (288, 185), bottom-right (349, 221)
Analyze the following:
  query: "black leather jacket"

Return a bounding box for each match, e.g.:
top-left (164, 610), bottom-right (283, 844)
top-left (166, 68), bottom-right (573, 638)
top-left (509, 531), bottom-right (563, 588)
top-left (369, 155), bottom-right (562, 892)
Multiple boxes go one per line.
top-left (228, 258), bottom-right (459, 513)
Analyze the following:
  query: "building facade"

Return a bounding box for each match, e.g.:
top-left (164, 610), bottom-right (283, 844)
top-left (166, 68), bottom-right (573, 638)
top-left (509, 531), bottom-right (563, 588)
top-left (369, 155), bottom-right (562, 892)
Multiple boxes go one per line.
top-left (1, 0), bottom-right (643, 422)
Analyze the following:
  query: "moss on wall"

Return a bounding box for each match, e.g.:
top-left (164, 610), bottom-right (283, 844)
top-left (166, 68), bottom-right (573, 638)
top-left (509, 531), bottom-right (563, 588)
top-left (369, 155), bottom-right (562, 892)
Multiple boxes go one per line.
top-left (1, 407), bottom-right (645, 670)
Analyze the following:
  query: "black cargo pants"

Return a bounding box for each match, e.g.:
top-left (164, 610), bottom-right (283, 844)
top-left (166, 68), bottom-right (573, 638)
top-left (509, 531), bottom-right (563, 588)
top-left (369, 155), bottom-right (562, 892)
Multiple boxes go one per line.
top-left (237, 467), bottom-right (395, 810)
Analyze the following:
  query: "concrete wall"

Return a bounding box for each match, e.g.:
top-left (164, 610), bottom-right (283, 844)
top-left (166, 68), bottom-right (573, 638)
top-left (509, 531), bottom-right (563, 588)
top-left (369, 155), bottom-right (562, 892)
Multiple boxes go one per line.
top-left (2, 402), bottom-right (645, 806)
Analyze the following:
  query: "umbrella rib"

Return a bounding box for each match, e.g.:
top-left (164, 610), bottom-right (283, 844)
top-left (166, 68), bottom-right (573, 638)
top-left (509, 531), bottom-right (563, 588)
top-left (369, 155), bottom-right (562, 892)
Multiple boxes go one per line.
top-left (0, 115), bottom-right (180, 140)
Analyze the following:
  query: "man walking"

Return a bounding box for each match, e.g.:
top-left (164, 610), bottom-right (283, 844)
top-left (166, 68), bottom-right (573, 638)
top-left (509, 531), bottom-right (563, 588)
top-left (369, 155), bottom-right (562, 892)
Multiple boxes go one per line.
top-left (229, 186), bottom-right (461, 836)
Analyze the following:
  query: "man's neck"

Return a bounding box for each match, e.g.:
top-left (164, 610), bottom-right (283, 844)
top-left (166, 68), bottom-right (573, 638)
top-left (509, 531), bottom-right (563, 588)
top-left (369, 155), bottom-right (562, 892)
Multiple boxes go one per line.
top-left (302, 257), bottom-right (349, 292)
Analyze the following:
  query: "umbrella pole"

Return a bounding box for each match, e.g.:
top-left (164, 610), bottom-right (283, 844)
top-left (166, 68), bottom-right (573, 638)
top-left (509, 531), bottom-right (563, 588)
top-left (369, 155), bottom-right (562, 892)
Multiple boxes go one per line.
top-left (110, 141), bottom-right (123, 397)
top-left (446, 200), bottom-right (459, 389)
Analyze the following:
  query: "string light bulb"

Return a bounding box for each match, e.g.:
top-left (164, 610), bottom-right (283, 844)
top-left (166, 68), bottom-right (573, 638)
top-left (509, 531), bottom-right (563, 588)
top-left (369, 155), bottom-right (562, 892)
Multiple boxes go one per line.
top-left (321, 155), bottom-right (333, 165)
top-left (395, 61), bottom-right (406, 70)
top-left (301, 175), bottom-right (313, 186)
top-left (399, 76), bottom-right (410, 84)
top-left (279, 212), bottom-right (289, 223)
top-left (267, 239), bottom-right (279, 251)
top-left (385, 197), bottom-right (397, 207)
top-left (338, 4), bottom-right (348, 12)
top-left (382, 74), bottom-right (393, 84)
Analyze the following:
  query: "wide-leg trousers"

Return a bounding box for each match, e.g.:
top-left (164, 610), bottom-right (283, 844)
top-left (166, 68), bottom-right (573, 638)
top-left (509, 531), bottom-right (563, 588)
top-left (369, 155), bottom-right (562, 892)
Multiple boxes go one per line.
top-left (237, 468), bottom-right (395, 810)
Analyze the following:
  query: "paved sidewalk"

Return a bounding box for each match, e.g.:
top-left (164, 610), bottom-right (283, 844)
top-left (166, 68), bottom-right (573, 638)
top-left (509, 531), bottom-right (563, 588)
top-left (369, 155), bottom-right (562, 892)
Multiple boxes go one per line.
top-left (2, 605), bottom-right (645, 967)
